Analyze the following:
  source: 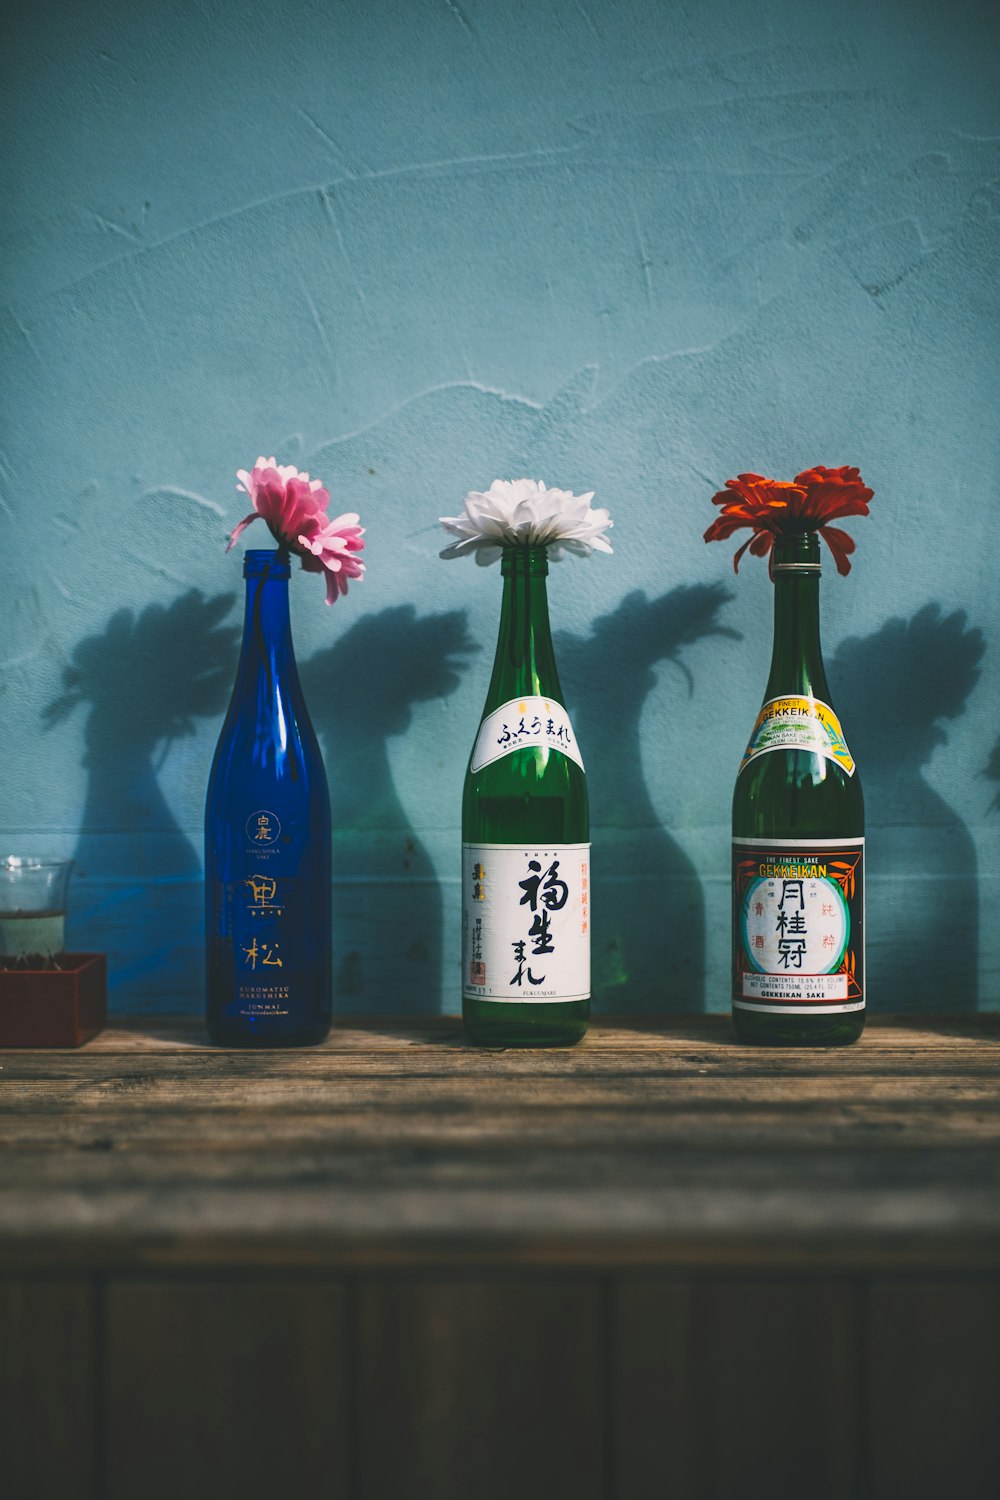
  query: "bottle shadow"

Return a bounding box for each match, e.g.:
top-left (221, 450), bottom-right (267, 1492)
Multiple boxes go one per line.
top-left (556, 583), bottom-right (738, 1014)
top-left (42, 590), bottom-right (240, 1005)
top-left (829, 603), bottom-right (986, 1013)
top-left (983, 737), bottom-right (1000, 812)
top-left (301, 606), bottom-right (478, 1014)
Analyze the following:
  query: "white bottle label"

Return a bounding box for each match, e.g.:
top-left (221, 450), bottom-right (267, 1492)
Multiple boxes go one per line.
top-left (462, 842), bottom-right (591, 1003)
top-left (470, 696), bottom-right (584, 773)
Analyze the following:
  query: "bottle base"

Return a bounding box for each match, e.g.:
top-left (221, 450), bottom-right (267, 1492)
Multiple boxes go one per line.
top-left (732, 1007), bottom-right (865, 1047)
top-left (205, 1019), bottom-right (331, 1049)
top-left (463, 999), bottom-right (589, 1048)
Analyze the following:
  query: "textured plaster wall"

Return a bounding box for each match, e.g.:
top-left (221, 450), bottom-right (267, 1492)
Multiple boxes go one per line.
top-left (2, 0), bottom-right (998, 1014)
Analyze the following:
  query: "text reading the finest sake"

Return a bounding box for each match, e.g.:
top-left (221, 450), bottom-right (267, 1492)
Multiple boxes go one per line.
top-left (470, 696), bottom-right (584, 774)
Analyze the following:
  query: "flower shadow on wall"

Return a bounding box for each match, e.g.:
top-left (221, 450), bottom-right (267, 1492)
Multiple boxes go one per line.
top-left (300, 606), bottom-right (478, 1014)
top-left (42, 591), bottom-right (240, 1008)
top-left (830, 603), bottom-right (986, 1013)
top-left (556, 583), bottom-right (739, 1013)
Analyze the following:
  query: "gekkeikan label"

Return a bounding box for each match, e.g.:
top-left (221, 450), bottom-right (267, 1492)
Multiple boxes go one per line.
top-left (470, 696), bottom-right (584, 774)
top-left (462, 842), bottom-right (590, 1003)
top-left (739, 696), bottom-right (856, 776)
top-left (732, 837), bottom-right (865, 1014)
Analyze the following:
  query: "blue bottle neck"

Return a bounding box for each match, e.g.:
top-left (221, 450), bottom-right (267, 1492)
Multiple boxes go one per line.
top-left (237, 550), bottom-right (297, 686)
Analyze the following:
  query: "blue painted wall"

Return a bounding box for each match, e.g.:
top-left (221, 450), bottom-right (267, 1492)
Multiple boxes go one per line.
top-left (3, 0), bottom-right (998, 1014)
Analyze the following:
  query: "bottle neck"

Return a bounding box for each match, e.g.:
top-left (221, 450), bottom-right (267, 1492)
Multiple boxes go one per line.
top-left (236, 550), bottom-right (298, 691)
top-left (764, 534), bottom-right (832, 701)
top-left (484, 545), bottom-right (563, 704)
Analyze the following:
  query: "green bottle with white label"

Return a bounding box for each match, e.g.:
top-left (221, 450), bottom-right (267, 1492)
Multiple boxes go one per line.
top-left (732, 532), bottom-right (865, 1044)
top-left (462, 543), bottom-right (590, 1046)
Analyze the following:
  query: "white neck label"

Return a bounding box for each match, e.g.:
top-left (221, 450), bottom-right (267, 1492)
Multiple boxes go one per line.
top-left (470, 695), bottom-right (584, 774)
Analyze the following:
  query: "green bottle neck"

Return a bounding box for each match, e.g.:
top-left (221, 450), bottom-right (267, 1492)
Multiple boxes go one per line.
top-left (484, 545), bottom-right (564, 706)
top-left (763, 534), bottom-right (833, 702)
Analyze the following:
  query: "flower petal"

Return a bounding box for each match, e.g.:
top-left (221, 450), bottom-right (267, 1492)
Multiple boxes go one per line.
top-left (226, 513), bottom-right (259, 550)
top-left (819, 525), bottom-right (856, 575)
top-left (440, 478), bottom-right (612, 557)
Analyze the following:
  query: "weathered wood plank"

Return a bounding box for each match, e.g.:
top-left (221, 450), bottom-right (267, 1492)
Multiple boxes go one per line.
top-left (1, 1016), bottom-right (998, 1274)
top-left (103, 1279), bottom-right (350, 1500)
top-left (4, 1051), bottom-right (998, 1100)
top-left (2, 1012), bottom-right (995, 1055)
top-left (3, 1074), bottom-right (995, 1122)
top-left (7, 1032), bottom-right (1000, 1068)
top-left (1, 1145), bottom-right (998, 1272)
top-left (865, 1280), bottom-right (1000, 1498)
top-left (613, 1278), bottom-right (860, 1500)
top-left (0, 1278), bottom-right (97, 1500)
top-left (3, 1140), bottom-right (998, 1193)
top-left (3, 1100), bottom-right (1000, 1155)
top-left (356, 1277), bottom-right (604, 1500)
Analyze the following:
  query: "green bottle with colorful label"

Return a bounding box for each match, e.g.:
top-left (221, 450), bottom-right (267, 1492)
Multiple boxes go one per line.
top-left (732, 532), bottom-right (864, 1043)
top-left (706, 466), bottom-right (872, 1045)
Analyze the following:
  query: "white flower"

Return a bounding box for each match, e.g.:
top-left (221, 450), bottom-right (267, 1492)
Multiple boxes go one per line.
top-left (439, 479), bottom-right (614, 564)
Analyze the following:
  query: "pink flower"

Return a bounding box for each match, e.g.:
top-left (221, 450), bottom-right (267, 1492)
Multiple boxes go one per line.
top-left (298, 514), bottom-right (367, 605)
top-left (227, 456), bottom-right (365, 603)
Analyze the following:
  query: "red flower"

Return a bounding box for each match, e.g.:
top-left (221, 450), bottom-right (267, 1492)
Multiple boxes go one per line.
top-left (704, 466), bottom-right (873, 575)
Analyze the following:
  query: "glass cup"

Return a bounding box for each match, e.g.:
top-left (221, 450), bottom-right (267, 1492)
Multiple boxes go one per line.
top-left (0, 856), bottom-right (74, 969)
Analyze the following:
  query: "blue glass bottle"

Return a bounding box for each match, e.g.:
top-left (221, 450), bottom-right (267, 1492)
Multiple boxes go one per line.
top-left (205, 549), bottom-right (332, 1046)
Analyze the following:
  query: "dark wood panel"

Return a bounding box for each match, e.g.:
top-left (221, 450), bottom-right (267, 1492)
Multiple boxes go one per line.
top-left (865, 1279), bottom-right (1000, 1498)
top-left (2, 1143), bottom-right (998, 1273)
top-left (103, 1278), bottom-right (350, 1500)
top-left (356, 1277), bottom-right (605, 1500)
top-left (0, 1278), bottom-right (96, 1500)
top-left (613, 1278), bottom-right (860, 1500)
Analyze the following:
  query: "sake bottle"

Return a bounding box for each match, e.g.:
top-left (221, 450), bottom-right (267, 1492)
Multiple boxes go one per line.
top-left (732, 532), bottom-right (865, 1044)
top-left (205, 548), bottom-right (332, 1046)
top-left (462, 543), bottom-right (590, 1045)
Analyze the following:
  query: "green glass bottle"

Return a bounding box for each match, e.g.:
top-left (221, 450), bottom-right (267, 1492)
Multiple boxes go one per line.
top-left (462, 543), bottom-right (590, 1046)
top-left (732, 532), bottom-right (865, 1044)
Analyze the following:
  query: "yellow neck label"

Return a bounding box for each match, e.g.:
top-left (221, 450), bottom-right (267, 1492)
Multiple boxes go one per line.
top-left (740, 695), bottom-right (855, 776)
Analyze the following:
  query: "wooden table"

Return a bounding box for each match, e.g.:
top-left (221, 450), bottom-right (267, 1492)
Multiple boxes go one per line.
top-left (2, 1015), bottom-right (999, 1499)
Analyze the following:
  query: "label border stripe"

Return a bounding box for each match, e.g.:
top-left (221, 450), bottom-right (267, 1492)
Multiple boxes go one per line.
top-left (463, 842), bottom-right (591, 852)
top-left (732, 837), bottom-right (864, 848)
top-left (738, 742), bottom-right (857, 776)
top-left (734, 1001), bottom-right (865, 1014)
top-left (461, 993), bottom-right (589, 1005)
